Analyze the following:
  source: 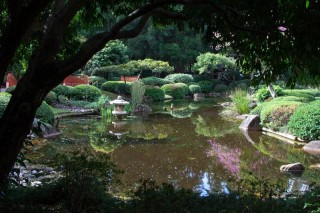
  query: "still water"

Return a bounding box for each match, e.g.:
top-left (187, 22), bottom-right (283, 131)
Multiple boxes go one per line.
top-left (30, 98), bottom-right (320, 195)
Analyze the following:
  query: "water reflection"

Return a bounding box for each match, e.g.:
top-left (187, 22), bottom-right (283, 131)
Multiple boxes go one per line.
top-left (29, 98), bottom-right (320, 194)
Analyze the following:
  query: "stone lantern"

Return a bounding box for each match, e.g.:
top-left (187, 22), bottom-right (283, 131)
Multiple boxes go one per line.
top-left (109, 121), bottom-right (129, 139)
top-left (110, 96), bottom-right (130, 119)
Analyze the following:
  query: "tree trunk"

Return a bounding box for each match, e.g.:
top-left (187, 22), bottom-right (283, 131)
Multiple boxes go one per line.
top-left (268, 84), bottom-right (277, 99)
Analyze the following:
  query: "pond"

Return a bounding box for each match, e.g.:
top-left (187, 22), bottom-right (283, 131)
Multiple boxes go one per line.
top-left (29, 98), bottom-right (320, 196)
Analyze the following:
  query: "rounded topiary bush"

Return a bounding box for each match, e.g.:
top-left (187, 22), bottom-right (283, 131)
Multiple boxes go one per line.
top-left (36, 101), bottom-right (55, 125)
top-left (161, 83), bottom-right (189, 99)
top-left (52, 85), bottom-right (74, 98)
top-left (189, 85), bottom-right (202, 94)
top-left (5, 86), bottom-right (16, 94)
top-left (0, 95), bottom-right (11, 118)
top-left (145, 86), bottom-right (165, 101)
top-left (141, 77), bottom-right (173, 86)
top-left (72, 85), bottom-right (102, 101)
top-left (193, 74), bottom-right (211, 82)
top-left (101, 81), bottom-right (130, 94)
top-left (211, 79), bottom-right (222, 88)
top-left (45, 91), bottom-right (58, 105)
top-left (164, 73), bottom-right (194, 84)
top-left (115, 83), bottom-right (131, 95)
top-left (288, 100), bottom-right (320, 140)
top-left (213, 83), bottom-right (229, 93)
top-left (198, 81), bottom-right (213, 94)
top-left (89, 76), bottom-right (107, 88)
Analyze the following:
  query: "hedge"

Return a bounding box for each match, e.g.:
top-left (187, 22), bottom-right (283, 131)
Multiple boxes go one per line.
top-left (36, 101), bottom-right (55, 125)
top-left (141, 77), bottom-right (173, 86)
top-left (52, 85), bottom-right (75, 98)
top-left (89, 76), bottom-right (107, 88)
top-left (72, 85), bottom-right (102, 101)
top-left (145, 86), bottom-right (165, 101)
top-left (198, 81), bottom-right (213, 94)
top-left (161, 83), bottom-right (189, 99)
top-left (44, 91), bottom-right (58, 105)
top-left (213, 83), bottom-right (228, 93)
top-left (101, 81), bottom-right (131, 95)
top-left (164, 73), bottom-right (194, 84)
top-left (189, 85), bottom-right (202, 94)
top-left (0, 95), bottom-right (11, 118)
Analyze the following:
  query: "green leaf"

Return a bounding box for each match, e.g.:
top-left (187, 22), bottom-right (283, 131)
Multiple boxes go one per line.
top-left (306, 0), bottom-right (310, 8)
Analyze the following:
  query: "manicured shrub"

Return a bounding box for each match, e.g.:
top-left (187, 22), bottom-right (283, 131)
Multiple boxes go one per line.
top-left (0, 95), bottom-right (11, 118)
top-left (250, 104), bottom-right (263, 115)
top-left (116, 83), bottom-right (131, 95)
top-left (164, 73), bottom-right (194, 84)
top-left (255, 85), bottom-right (283, 101)
top-left (89, 76), bottom-right (107, 88)
top-left (213, 83), bottom-right (228, 93)
top-left (5, 86), bottom-right (16, 94)
top-left (193, 74), bottom-right (211, 82)
top-left (72, 85), bottom-right (102, 101)
top-left (36, 101), bottom-right (55, 125)
top-left (260, 100), bottom-right (301, 131)
top-left (198, 81), bottom-right (213, 94)
top-left (141, 77), bottom-right (173, 86)
top-left (45, 91), bottom-right (58, 105)
top-left (189, 85), bottom-right (202, 94)
top-left (231, 89), bottom-right (250, 114)
top-left (211, 79), bottom-right (222, 87)
top-left (161, 83), bottom-right (189, 99)
top-left (273, 96), bottom-right (314, 103)
top-left (52, 85), bottom-right (74, 98)
top-left (101, 81), bottom-right (131, 94)
top-left (229, 79), bottom-right (250, 90)
top-left (288, 100), bottom-right (320, 140)
top-left (282, 89), bottom-right (316, 101)
top-left (145, 86), bottom-right (165, 101)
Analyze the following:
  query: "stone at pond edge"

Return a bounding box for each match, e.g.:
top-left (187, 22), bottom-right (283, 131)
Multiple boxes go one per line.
top-left (303, 141), bottom-right (320, 155)
top-left (280, 162), bottom-right (305, 177)
top-left (239, 115), bottom-right (262, 131)
top-left (193, 93), bottom-right (205, 101)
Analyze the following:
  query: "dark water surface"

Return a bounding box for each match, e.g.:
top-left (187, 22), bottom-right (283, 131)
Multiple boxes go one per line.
top-left (30, 98), bottom-right (320, 195)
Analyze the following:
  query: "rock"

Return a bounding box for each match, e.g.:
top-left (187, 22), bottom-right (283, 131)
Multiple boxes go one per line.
top-left (236, 114), bottom-right (249, 120)
top-left (239, 115), bottom-right (262, 131)
top-left (249, 101), bottom-right (257, 109)
top-left (193, 93), bottom-right (205, 101)
top-left (303, 141), bottom-right (320, 155)
top-left (280, 162), bottom-right (305, 176)
top-left (220, 102), bottom-right (231, 107)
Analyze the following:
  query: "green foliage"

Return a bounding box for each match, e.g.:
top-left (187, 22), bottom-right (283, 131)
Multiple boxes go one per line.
top-left (44, 91), bottom-right (57, 105)
top-left (288, 100), bottom-right (320, 140)
top-left (5, 86), bottom-right (16, 94)
top-left (145, 86), bottom-right (165, 101)
top-left (231, 89), bottom-right (250, 114)
top-left (164, 73), bottom-right (194, 84)
top-left (282, 89), bottom-right (317, 102)
top-left (72, 85), bottom-right (102, 102)
top-left (229, 79), bottom-right (251, 90)
top-left (250, 104), bottom-right (263, 115)
top-left (131, 80), bottom-right (145, 108)
top-left (161, 83), bottom-right (189, 99)
top-left (101, 81), bottom-right (131, 95)
top-left (198, 81), bottom-right (213, 94)
top-left (0, 95), bottom-right (11, 118)
top-left (189, 85), bottom-right (202, 94)
top-left (259, 100), bottom-right (301, 131)
top-left (213, 83), bottom-right (229, 93)
top-left (141, 77), bottom-right (173, 86)
top-left (192, 53), bottom-right (236, 76)
top-left (273, 96), bottom-right (314, 103)
top-left (52, 85), bottom-right (74, 98)
top-left (256, 85), bottom-right (284, 101)
top-left (36, 101), bottom-right (55, 125)
top-left (86, 40), bottom-right (129, 75)
top-left (89, 76), bottom-right (107, 88)
top-left (193, 74), bottom-right (211, 82)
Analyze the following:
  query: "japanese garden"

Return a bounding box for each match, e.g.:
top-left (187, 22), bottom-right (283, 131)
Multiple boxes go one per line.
top-left (1, 0), bottom-right (320, 212)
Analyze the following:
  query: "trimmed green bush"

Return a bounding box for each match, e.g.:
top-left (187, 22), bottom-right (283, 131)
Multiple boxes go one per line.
top-left (44, 91), bottom-right (58, 105)
top-left (116, 83), bottom-right (131, 95)
top-left (198, 81), bottom-right (213, 94)
top-left (161, 83), bottom-right (189, 99)
top-left (288, 100), bottom-right (320, 140)
top-left (273, 96), bottom-right (314, 103)
top-left (213, 83), bottom-right (228, 93)
top-left (193, 74), bottom-right (211, 82)
top-left (72, 85), bottom-right (102, 101)
top-left (250, 104), bottom-right (263, 115)
top-left (282, 89), bottom-right (316, 101)
top-left (211, 79), bottom-right (222, 88)
top-left (52, 85), bottom-right (74, 98)
top-left (36, 101), bottom-right (55, 125)
top-left (145, 86), bottom-right (165, 101)
top-left (164, 73), bottom-right (194, 84)
top-left (0, 95), bottom-right (11, 118)
top-left (141, 77), bottom-right (173, 86)
top-left (101, 81), bottom-right (131, 94)
top-left (189, 85), bottom-right (202, 94)
top-left (5, 86), bottom-right (16, 94)
top-left (89, 76), bottom-right (107, 88)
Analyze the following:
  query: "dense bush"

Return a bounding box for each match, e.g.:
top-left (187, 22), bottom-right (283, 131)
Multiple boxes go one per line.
top-left (161, 83), bottom-right (189, 99)
top-left (5, 86), bottom-right (16, 94)
top-left (0, 95), bottom-right (11, 118)
top-left (52, 85), bottom-right (75, 98)
top-left (141, 77), bottom-right (173, 86)
top-left (260, 100), bottom-right (301, 131)
top-left (250, 104), bottom-right (263, 115)
top-left (255, 85), bottom-right (283, 101)
top-left (189, 85), bottom-right (202, 94)
top-left (273, 96), bottom-right (314, 103)
top-left (198, 81), bottom-right (213, 94)
top-left (36, 101), bottom-right (55, 125)
top-left (282, 89), bottom-right (317, 101)
top-left (89, 76), bottom-right (107, 88)
top-left (145, 86), bottom-right (165, 101)
top-left (101, 81), bottom-right (131, 95)
top-left (72, 85), bottom-right (102, 101)
top-left (44, 91), bottom-right (58, 105)
top-left (288, 100), bottom-right (320, 140)
top-left (164, 73), bottom-right (194, 84)
top-left (213, 83), bottom-right (229, 93)
top-left (193, 74), bottom-right (211, 82)
top-left (229, 79), bottom-right (250, 90)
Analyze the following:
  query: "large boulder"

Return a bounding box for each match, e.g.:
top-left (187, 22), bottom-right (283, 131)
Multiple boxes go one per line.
top-left (239, 115), bottom-right (262, 131)
top-left (303, 141), bottom-right (320, 155)
top-left (280, 162), bottom-right (305, 176)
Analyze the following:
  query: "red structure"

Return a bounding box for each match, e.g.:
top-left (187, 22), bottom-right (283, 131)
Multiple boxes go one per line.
top-left (63, 75), bottom-right (89, 86)
top-left (6, 73), bottom-right (18, 88)
top-left (120, 76), bottom-right (139, 82)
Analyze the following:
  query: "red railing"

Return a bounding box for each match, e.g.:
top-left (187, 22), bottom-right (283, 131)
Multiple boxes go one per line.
top-left (120, 76), bottom-right (139, 82)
